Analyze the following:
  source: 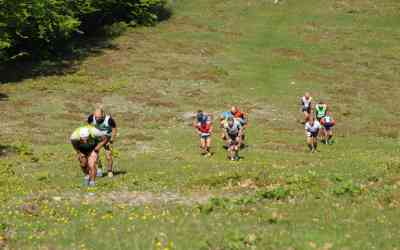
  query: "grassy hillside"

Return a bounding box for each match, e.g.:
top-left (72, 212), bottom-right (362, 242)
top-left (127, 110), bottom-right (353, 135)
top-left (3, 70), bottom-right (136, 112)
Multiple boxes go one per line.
top-left (1, 0), bottom-right (400, 249)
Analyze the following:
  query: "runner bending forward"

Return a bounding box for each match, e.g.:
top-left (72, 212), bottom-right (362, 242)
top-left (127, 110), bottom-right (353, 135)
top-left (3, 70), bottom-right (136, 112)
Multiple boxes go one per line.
top-left (70, 126), bottom-right (109, 186)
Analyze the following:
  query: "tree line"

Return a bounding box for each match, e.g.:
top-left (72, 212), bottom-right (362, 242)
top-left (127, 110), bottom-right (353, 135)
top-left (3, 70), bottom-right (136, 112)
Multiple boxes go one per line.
top-left (0, 0), bottom-right (167, 62)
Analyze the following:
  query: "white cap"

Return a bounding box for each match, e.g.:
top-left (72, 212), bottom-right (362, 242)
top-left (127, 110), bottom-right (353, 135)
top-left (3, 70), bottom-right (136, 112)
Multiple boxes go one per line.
top-left (79, 128), bottom-right (90, 139)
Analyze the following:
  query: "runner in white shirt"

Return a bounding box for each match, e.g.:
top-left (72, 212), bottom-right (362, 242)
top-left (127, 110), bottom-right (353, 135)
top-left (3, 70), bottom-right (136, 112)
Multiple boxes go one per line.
top-left (305, 116), bottom-right (320, 153)
top-left (300, 92), bottom-right (312, 124)
top-left (224, 117), bottom-right (243, 161)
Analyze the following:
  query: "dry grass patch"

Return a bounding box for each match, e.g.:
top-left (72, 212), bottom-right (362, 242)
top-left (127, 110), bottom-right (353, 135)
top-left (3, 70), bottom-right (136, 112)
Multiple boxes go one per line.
top-left (272, 48), bottom-right (305, 61)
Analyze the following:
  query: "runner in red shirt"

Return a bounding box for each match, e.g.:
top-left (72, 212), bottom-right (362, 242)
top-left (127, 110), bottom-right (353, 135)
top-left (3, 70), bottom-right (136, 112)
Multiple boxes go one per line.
top-left (195, 110), bottom-right (213, 156)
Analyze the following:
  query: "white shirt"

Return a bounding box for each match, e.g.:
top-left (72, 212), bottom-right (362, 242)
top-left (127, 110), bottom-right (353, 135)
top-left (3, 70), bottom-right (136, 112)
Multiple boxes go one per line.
top-left (305, 121), bottom-right (320, 133)
top-left (224, 120), bottom-right (242, 135)
top-left (301, 96), bottom-right (312, 108)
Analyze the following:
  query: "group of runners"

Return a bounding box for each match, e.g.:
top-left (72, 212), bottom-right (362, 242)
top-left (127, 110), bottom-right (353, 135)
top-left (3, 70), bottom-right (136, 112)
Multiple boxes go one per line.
top-left (301, 92), bottom-right (336, 153)
top-left (69, 95), bottom-right (335, 186)
top-left (194, 106), bottom-right (247, 161)
top-left (69, 105), bottom-right (248, 187)
top-left (70, 107), bottom-right (117, 186)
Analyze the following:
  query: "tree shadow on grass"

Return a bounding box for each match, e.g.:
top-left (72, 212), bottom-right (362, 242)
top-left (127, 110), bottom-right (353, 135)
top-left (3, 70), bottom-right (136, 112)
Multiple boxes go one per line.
top-left (0, 145), bottom-right (18, 157)
top-left (0, 93), bottom-right (8, 101)
top-left (0, 33), bottom-right (119, 84)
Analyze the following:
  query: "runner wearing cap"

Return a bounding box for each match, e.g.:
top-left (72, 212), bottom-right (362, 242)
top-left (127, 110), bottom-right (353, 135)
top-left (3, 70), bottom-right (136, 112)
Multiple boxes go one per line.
top-left (70, 126), bottom-right (109, 186)
top-left (194, 110), bottom-right (213, 156)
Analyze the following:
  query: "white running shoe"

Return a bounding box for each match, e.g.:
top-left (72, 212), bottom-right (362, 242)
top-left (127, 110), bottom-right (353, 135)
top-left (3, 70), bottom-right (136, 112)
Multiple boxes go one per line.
top-left (96, 169), bottom-right (103, 177)
top-left (108, 171), bottom-right (113, 178)
top-left (84, 175), bottom-right (90, 186)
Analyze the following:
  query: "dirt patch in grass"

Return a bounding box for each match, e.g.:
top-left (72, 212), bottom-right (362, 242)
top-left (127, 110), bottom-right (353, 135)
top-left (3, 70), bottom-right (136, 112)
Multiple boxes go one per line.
top-left (164, 15), bottom-right (214, 34)
top-left (181, 88), bottom-right (209, 98)
top-left (261, 141), bottom-right (304, 152)
top-left (222, 31), bottom-right (243, 41)
top-left (127, 95), bottom-right (153, 106)
top-left (20, 203), bottom-right (40, 216)
top-left (248, 103), bottom-right (291, 122)
top-left (133, 142), bottom-right (154, 155)
top-left (98, 95), bottom-right (141, 114)
top-left (311, 56), bottom-right (341, 70)
top-left (18, 190), bottom-right (219, 207)
top-left (13, 100), bottom-right (33, 109)
top-left (327, 81), bottom-right (359, 96)
top-left (331, 0), bottom-right (400, 15)
top-left (0, 237), bottom-right (6, 249)
top-left (146, 99), bottom-right (177, 108)
top-left (295, 70), bottom-right (340, 84)
top-left (179, 111), bottom-right (196, 125)
top-left (367, 122), bottom-right (400, 139)
top-left (190, 69), bottom-right (220, 82)
top-left (53, 112), bottom-right (86, 121)
top-left (64, 101), bottom-right (83, 113)
top-left (303, 34), bottom-right (322, 44)
top-left (17, 119), bottom-right (43, 130)
top-left (125, 133), bottom-right (155, 142)
top-left (73, 191), bottom-right (213, 206)
top-left (272, 48), bottom-right (305, 60)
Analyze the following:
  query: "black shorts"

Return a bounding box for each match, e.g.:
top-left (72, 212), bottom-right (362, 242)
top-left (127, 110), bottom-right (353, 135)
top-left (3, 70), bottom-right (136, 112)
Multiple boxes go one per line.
top-left (302, 106), bottom-right (311, 113)
top-left (76, 145), bottom-right (96, 156)
top-left (323, 124), bottom-right (334, 131)
top-left (80, 150), bottom-right (94, 156)
top-left (228, 134), bottom-right (239, 144)
top-left (307, 131), bottom-right (319, 138)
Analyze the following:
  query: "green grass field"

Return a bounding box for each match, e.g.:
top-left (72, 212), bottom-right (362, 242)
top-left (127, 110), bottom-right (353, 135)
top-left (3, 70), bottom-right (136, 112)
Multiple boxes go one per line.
top-left (1, 0), bottom-right (400, 249)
